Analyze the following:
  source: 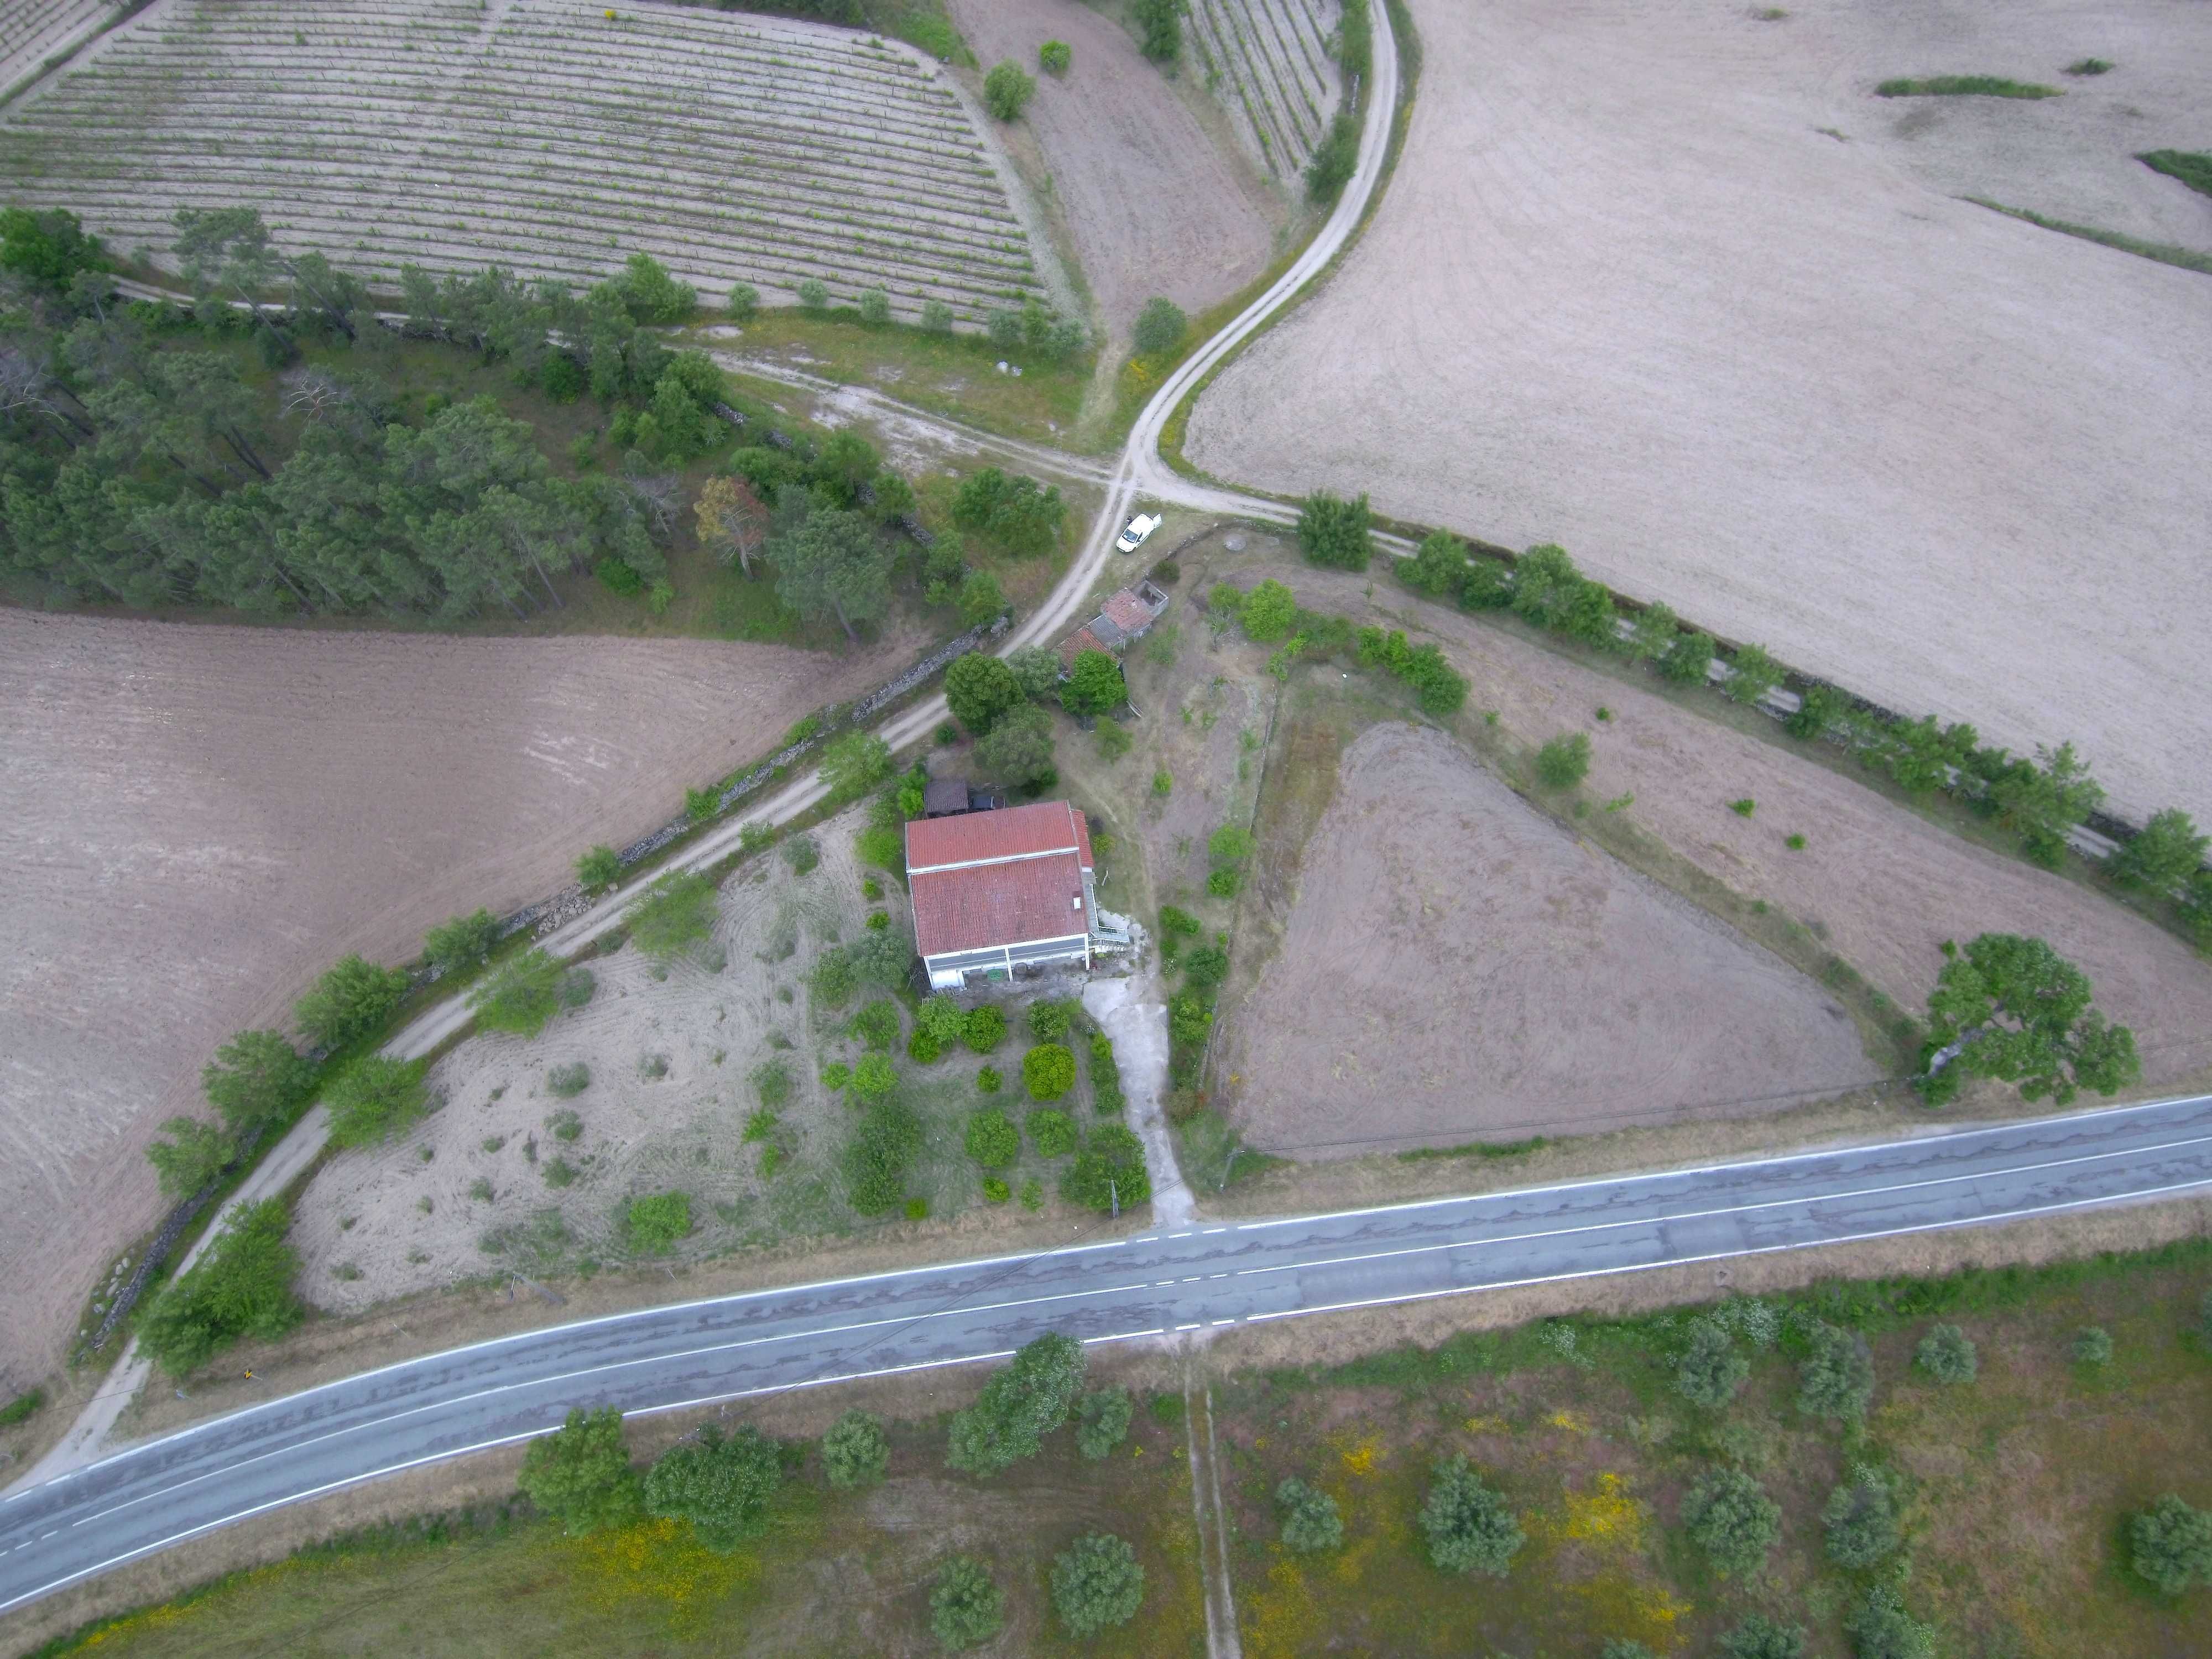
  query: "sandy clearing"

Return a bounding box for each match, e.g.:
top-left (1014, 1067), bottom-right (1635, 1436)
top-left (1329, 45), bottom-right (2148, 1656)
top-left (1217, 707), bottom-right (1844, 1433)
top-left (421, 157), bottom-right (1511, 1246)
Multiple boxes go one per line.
top-left (0, 613), bottom-right (903, 1381)
top-left (1222, 722), bottom-right (1880, 1155)
top-left (1211, 533), bottom-right (2212, 1091)
top-left (948, 0), bottom-right (1279, 332)
top-left (1186, 0), bottom-right (2212, 826)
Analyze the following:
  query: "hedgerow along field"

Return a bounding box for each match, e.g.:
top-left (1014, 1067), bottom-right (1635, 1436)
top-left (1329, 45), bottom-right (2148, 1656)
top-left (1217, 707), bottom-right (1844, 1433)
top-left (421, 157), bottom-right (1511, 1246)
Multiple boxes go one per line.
top-left (0, 0), bottom-right (1065, 327)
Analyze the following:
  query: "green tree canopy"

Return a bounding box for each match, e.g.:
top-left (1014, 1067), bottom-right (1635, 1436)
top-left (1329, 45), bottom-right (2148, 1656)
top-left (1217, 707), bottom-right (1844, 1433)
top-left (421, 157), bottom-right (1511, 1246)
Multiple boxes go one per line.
top-left (201, 1029), bottom-right (314, 1137)
top-left (1719, 1614), bottom-right (1807, 1659)
top-left (963, 1005), bottom-right (1008, 1052)
top-left (1914, 1322), bottom-right (1977, 1383)
top-left (820, 731), bottom-right (894, 801)
top-left (982, 59), bottom-right (1036, 120)
top-left (1419, 1456), bottom-right (1525, 1576)
top-left (2131, 1494), bottom-right (2212, 1595)
top-left (822, 1410), bottom-right (890, 1490)
top-left (1240, 578), bottom-right (1297, 641)
top-left (1133, 0), bottom-right (1182, 60)
top-left (294, 954), bottom-right (409, 1052)
top-left (424, 909), bottom-right (500, 976)
top-left (1276, 1478), bottom-right (1345, 1552)
top-left (147, 1115), bottom-right (233, 1200)
top-left (1822, 1470), bottom-right (1901, 1569)
top-left (945, 651), bottom-right (1024, 734)
top-left (1674, 1316), bottom-right (1749, 1409)
top-left (1846, 1585), bottom-right (1934, 1659)
top-left (946, 1331), bottom-right (1087, 1477)
top-left (1681, 1468), bottom-right (1782, 1578)
top-left (1991, 741), bottom-right (2104, 868)
top-left (1797, 1320), bottom-right (1876, 1422)
top-left (325, 1055), bottom-right (429, 1149)
top-left (1060, 649), bottom-right (1126, 717)
top-left (976, 701), bottom-right (1057, 786)
top-left (1022, 1044), bottom-right (1076, 1100)
top-left (629, 870), bottom-right (719, 961)
top-left (930, 1554), bottom-right (1004, 1650)
top-left (468, 947), bottom-right (564, 1036)
top-left (965, 1108), bottom-right (1020, 1168)
top-left (772, 498), bottom-right (894, 640)
top-left (1918, 933), bottom-right (2140, 1107)
top-left (138, 1198), bottom-right (301, 1377)
top-left (518, 1407), bottom-right (643, 1535)
top-left (1132, 296), bottom-right (1186, 356)
top-left (1062, 1123), bottom-right (1150, 1211)
top-left (1050, 1532), bottom-right (1144, 1635)
top-left (2110, 807), bottom-right (2207, 894)
top-left (1296, 489), bottom-right (1372, 571)
top-left (0, 206), bottom-right (107, 290)
top-left (1075, 1387), bottom-right (1133, 1459)
top-left (1005, 644), bottom-right (1063, 700)
top-left (1405, 531), bottom-right (1467, 596)
top-left (643, 1425), bottom-right (781, 1550)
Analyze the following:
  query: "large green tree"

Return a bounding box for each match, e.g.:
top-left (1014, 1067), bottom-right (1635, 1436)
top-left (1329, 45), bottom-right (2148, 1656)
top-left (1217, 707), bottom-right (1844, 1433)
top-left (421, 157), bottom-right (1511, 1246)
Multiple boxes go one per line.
top-left (1059, 649), bottom-right (1125, 717)
top-left (946, 1331), bottom-right (1087, 1477)
top-left (1917, 933), bottom-right (2140, 1107)
top-left (324, 1056), bottom-right (429, 1149)
top-left (1050, 1532), bottom-right (1144, 1635)
top-left (201, 1029), bottom-right (314, 1137)
top-left (2109, 807), bottom-right (2207, 894)
top-left (975, 702), bottom-right (1056, 786)
top-left (1296, 489), bottom-right (1371, 571)
top-left (293, 954), bottom-right (409, 1052)
top-left (945, 651), bottom-right (1024, 734)
top-left (644, 1425), bottom-right (782, 1550)
top-left (1419, 1456), bottom-right (1524, 1576)
top-left (137, 1198), bottom-right (301, 1376)
top-left (146, 1115), bottom-right (233, 1199)
top-left (518, 1407), bottom-right (643, 1535)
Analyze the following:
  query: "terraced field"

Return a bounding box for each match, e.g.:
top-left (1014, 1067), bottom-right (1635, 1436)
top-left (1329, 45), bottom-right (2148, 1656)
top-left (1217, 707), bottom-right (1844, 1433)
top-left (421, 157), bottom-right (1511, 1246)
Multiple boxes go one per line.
top-left (0, 0), bottom-right (108, 97)
top-left (0, 0), bottom-right (1062, 324)
top-left (1188, 0), bottom-right (1341, 182)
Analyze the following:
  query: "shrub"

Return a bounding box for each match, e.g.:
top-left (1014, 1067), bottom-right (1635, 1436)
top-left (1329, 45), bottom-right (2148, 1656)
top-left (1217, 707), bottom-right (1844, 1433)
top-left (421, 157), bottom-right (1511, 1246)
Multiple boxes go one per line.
top-left (1024, 1044), bottom-right (1076, 1100)
top-left (1026, 1108), bottom-right (1077, 1156)
top-left (1420, 1457), bottom-right (1525, 1576)
top-left (1182, 944), bottom-right (1229, 988)
top-left (725, 281), bottom-right (759, 321)
top-left (843, 1097), bottom-right (921, 1215)
top-left (549, 1107), bottom-right (583, 1140)
top-left (1239, 578), bottom-right (1297, 642)
top-left (1846, 1585), bottom-right (1935, 1659)
top-left (2066, 57), bottom-right (2114, 75)
top-left (964, 1108), bottom-right (1019, 1168)
top-left (557, 968), bottom-right (596, 1009)
top-left (2132, 1494), bottom-right (2212, 1594)
top-left (1169, 995), bottom-right (1212, 1045)
top-left (1209, 824), bottom-right (1256, 866)
top-left (797, 278), bottom-right (828, 311)
top-left (1305, 109), bottom-right (1359, 204)
top-left (976, 702), bottom-right (1057, 786)
top-left (851, 1052), bottom-right (898, 1100)
top-left (857, 287), bottom-right (890, 326)
top-left (625, 1192), bottom-right (693, 1254)
top-left (750, 1060), bottom-right (792, 1108)
top-left (1160, 905), bottom-right (1202, 938)
top-left (1206, 867), bottom-right (1241, 898)
top-left (469, 947), bottom-right (564, 1036)
top-left (0, 1389), bottom-right (44, 1429)
top-left (1913, 1322), bottom-right (1977, 1383)
top-left (982, 59), bottom-right (1035, 121)
top-left (137, 1197), bottom-right (301, 1376)
top-left (980, 1175), bottom-right (1010, 1202)
top-left (821, 1409), bottom-right (890, 1490)
top-left (1822, 1469), bottom-right (1901, 1568)
top-left (1132, 295), bottom-right (1185, 356)
top-left (2070, 1325), bottom-right (2114, 1365)
top-left (1039, 38), bottom-right (1071, 73)
top-left (326, 1056), bottom-right (429, 1149)
top-left (685, 785), bottom-right (719, 823)
top-left (1276, 1478), bottom-right (1344, 1552)
top-left (931, 1554), bottom-right (1004, 1650)
top-left (957, 568), bottom-right (1007, 627)
top-left (629, 870), bottom-right (718, 961)
top-left (1786, 832), bottom-right (1808, 851)
top-left (1720, 1615), bottom-right (1808, 1659)
top-left (1296, 489), bottom-right (1371, 571)
top-left (1674, 1317), bottom-right (1750, 1408)
top-left (1075, 1386), bottom-right (1133, 1458)
top-left (920, 298), bottom-right (954, 334)
top-left (1682, 1467), bottom-right (1782, 1577)
top-left (548, 1062), bottom-right (591, 1098)
top-left (425, 909), bottom-right (500, 976)
top-left (1062, 1122), bottom-right (1149, 1211)
top-left (294, 953), bottom-right (409, 1052)
top-left (1152, 769), bottom-right (1173, 796)
top-left (517, 1407), bottom-right (642, 1535)
top-left (976, 1066), bottom-right (1001, 1093)
top-left (851, 999), bottom-right (902, 1051)
top-left (2109, 807), bottom-right (2208, 894)
top-left (1730, 798), bottom-right (1756, 817)
top-left (1875, 75), bottom-right (2062, 98)
top-left (644, 1423), bottom-right (781, 1551)
top-left (820, 731), bottom-right (895, 801)
top-left (1534, 732), bottom-right (1591, 789)
top-left (1029, 999), bottom-right (1076, 1042)
top-left (962, 1005), bottom-right (1008, 1053)
top-left (821, 1060), bottom-right (852, 1092)
top-left (1051, 1532), bottom-right (1144, 1636)
top-left (1798, 1320), bottom-right (1876, 1422)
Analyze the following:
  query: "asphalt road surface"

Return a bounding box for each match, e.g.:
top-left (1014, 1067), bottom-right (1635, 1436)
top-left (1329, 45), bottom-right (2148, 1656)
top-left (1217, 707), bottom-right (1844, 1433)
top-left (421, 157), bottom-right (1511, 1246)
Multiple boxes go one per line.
top-left (5, 1092), bottom-right (2209, 1621)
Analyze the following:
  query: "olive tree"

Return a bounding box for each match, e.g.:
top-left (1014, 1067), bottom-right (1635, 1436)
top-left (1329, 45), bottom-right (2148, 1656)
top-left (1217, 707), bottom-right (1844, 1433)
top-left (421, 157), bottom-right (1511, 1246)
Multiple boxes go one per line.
top-left (930, 1554), bottom-right (1004, 1650)
top-left (1051, 1532), bottom-right (1144, 1635)
top-left (1797, 1319), bottom-right (1876, 1422)
top-left (1822, 1469), bottom-right (1901, 1569)
top-left (1674, 1317), bottom-right (1750, 1408)
top-left (2131, 1494), bottom-right (2212, 1594)
top-left (1913, 1323), bottom-right (1977, 1384)
top-left (1276, 1478), bottom-right (1345, 1552)
top-left (1418, 1457), bottom-right (1524, 1576)
top-left (822, 1409), bottom-right (890, 1490)
top-left (1681, 1467), bottom-right (1781, 1578)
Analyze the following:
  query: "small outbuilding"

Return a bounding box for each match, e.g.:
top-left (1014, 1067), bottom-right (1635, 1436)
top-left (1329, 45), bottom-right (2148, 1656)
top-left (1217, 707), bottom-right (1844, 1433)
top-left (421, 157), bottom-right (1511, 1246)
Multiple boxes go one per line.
top-left (905, 799), bottom-right (1098, 989)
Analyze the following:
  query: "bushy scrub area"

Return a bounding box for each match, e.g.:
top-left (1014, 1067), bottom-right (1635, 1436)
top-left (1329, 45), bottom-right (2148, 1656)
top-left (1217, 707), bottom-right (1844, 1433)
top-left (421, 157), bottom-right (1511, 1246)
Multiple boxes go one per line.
top-left (0, 0), bottom-right (1056, 327)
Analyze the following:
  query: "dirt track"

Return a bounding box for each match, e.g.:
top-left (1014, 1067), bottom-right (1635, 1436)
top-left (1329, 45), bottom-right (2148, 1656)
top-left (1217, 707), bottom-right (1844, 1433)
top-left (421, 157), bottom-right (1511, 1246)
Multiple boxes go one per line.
top-left (1185, 0), bottom-right (2212, 825)
top-left (1224, 723), bottom-right (1881, 1154)
top-left (0, 612), bottom-right (905, 1381)
top-left (949, 0), bottom-right (1277, 334)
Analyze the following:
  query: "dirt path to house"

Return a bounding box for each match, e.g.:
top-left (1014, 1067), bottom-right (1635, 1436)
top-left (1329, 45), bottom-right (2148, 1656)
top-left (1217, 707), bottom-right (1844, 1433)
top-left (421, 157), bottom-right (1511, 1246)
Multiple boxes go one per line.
top-left (0, 613), bottom-right (910, 1380)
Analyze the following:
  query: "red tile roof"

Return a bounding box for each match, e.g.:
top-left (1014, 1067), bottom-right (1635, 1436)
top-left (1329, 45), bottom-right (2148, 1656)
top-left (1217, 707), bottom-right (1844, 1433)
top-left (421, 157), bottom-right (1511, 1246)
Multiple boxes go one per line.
top-left (1100, 588), bottom-right (1156, 634)
top-left (1057, 624), bottom-right (1109, 669)
top-left (906, 802), bottom-right (1094, 958)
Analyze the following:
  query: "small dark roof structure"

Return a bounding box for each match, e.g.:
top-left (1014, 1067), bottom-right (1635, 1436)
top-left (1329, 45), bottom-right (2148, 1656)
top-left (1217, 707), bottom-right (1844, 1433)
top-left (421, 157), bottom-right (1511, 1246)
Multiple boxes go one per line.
top-left (922, 778), bottom-right (971, 818)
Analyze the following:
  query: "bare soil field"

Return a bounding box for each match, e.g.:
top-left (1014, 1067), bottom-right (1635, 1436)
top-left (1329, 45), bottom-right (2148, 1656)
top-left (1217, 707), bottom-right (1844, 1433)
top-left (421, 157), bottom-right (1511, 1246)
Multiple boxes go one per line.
top-left (1222, 721), bottom-right (1879, 1155)
top-left (948, 0), bottom-right (1279, 334)
top-left (1201, 531), bottom-right (2212, 1093)
top-left (1186, 0), bottom-right (2212, 825)
top-left (0, 613), bottom-right (900, 1381)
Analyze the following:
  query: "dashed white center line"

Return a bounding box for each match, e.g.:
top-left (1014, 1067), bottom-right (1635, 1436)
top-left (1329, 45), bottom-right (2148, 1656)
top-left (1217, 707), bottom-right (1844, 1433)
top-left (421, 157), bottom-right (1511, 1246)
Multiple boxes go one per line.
top-left (1201, 1227), bottom-right (1228, 1234)
top-left (1176, 1323), bottom-right (1202, 1332)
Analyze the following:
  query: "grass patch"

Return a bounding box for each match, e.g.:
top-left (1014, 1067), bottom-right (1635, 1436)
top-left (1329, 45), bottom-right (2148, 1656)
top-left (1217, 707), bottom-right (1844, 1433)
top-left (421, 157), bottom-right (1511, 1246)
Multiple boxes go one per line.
top-left (1963, 197), bottom-right (2212, 277)
top-left (2137, 149), bottom-right (2212, 200)
top-left (1876, 75), bottom-right (2062, 98)
top-left (1395, 1135), bottom-right (1551, 1164)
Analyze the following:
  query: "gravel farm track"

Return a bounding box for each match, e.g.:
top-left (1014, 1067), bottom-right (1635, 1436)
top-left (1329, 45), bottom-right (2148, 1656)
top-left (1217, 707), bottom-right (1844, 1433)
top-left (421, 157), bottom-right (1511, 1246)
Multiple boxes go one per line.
top-left (1185, 0), bottom-right (2212, 827)
top-left (0, 616), bottom-right (919, 1384)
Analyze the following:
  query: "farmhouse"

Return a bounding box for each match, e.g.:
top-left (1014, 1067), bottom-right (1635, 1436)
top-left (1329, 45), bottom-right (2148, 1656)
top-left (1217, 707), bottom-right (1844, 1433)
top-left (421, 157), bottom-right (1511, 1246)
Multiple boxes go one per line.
top-left (1058, 581), bottom-right (1171, 669)
top-left (906, 800), bottom-right (1100, 989)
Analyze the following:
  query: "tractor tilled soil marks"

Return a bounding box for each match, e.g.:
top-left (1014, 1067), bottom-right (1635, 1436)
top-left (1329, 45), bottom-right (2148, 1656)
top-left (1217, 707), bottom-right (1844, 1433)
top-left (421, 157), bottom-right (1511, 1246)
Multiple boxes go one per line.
top-left (1224, 723), bottom-right (1880, 1156)
top-left (0, 0), bottom-right (1063, 323)
top-left (948, 0), bottom-right (1276, 330)
top-left (1185, 0), bottom-right (2212, 825)
top-left (0, 612), bottom-right (893, 1377)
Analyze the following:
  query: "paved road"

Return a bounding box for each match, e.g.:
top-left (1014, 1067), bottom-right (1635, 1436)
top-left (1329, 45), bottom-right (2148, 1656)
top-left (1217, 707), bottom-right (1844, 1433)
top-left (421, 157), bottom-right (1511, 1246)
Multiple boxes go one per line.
top-left (11, 0), bottom-right (1408, 1495)
top-left (5, 1093), bottom-right (2209, 1619)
